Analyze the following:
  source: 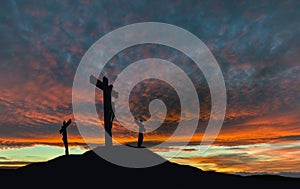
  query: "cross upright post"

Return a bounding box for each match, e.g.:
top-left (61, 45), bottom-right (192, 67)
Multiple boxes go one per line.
top-left (103, 76), bottom-right (112, 147)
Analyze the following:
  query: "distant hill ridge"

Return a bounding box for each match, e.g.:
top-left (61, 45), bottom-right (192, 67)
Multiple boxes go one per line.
top-left (1, 146), bottom-right (300, 188)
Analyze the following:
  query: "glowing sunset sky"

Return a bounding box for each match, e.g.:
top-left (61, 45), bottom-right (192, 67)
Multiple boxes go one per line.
top-left (0, 0), bottom-right (299, 177)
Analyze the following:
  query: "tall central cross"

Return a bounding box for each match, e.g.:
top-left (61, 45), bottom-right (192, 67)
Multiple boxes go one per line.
top-left (90, 75), bottom-right (118, 147)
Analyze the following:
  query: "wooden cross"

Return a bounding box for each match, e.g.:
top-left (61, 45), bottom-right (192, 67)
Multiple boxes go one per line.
top-left (59, 119), bottom-right (72, 155)
top-left (90, 75), bottom-right (118, 147)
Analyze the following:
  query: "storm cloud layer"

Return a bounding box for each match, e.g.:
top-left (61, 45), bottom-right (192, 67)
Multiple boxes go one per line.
top-left (0, 0), bottom-right (299, 151)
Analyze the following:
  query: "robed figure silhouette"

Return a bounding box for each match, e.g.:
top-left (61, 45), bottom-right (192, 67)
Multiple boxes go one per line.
top-left (135, 118), bottom-right (146, 148)
top-left (59, 119), bottom-right (71, 155)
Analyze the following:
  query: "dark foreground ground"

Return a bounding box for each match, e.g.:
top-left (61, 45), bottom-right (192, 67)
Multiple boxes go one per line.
top-left (1, 146), bottom-right (300, 188)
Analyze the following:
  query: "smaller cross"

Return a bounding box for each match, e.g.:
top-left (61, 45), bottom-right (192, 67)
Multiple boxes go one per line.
top-left (59, 119), bottom-right (72, 155)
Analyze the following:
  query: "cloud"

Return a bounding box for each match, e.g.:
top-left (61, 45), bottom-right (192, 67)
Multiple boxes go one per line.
top-left (0, 139), bottom-right (88, 150)
top-left (0, 1), bottom-right (299, 177)
top-left (0, 161), bottom-right (33, 165)
top-left (164, 142), bottom-right (300, 175)
top-left (0, 1), bottom-right (299, 154)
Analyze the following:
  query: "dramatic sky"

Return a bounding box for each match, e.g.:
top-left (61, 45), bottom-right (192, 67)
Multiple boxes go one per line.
top-left (0, 0), bottom-right (300, 177)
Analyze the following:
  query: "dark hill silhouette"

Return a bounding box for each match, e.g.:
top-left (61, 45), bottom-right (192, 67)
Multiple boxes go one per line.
top-left (1, 146), bottom-right (300, 188)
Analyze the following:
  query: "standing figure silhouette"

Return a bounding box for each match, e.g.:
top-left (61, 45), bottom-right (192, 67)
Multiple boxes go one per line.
top-left (135, 118), bottom-right (146, 148)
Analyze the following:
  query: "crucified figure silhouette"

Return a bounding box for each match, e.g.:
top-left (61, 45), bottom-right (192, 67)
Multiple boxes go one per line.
top-left (134, 118), bottom-right (146, 148)
top-left (59, 119), bottom-right (71, 155)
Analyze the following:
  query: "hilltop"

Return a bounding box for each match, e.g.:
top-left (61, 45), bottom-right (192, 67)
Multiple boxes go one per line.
top-left (1, 146), bottom-right (300, 188)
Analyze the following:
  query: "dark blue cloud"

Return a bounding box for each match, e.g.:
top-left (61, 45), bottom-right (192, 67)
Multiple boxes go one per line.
top-left (0, 0), bottom-right (299, 144)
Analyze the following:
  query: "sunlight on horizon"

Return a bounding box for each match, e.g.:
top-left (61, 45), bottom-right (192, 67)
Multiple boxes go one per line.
top-left (154, 141), bottom-right (300, 178)
top-left (1, 141), bottom-right (300, 178)
top-left (0, 145), bottom-right (87, 169)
